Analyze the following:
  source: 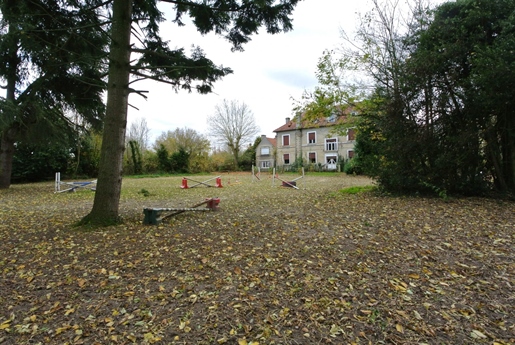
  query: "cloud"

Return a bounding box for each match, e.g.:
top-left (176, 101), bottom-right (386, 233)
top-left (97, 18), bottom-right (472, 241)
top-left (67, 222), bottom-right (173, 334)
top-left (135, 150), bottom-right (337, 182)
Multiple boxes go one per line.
top-left (266, 69), bottom-right (317, 89)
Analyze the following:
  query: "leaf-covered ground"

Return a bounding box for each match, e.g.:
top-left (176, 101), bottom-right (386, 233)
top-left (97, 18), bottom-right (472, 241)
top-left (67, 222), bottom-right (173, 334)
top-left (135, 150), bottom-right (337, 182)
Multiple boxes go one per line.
top-left (0, 173), bottom-right (513, 345)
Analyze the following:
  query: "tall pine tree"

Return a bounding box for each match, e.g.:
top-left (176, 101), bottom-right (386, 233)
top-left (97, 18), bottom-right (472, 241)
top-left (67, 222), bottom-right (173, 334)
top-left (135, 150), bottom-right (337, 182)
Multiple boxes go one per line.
top-left (0, 0), bottom-right (107, 188)
top-left (82, 0), bottom-right (302, 225)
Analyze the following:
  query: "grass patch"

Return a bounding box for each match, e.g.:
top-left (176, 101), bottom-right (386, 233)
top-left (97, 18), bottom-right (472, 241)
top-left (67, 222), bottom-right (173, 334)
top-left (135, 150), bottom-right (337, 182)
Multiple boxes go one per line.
top-left (338, 185), bottom-right (376, 194)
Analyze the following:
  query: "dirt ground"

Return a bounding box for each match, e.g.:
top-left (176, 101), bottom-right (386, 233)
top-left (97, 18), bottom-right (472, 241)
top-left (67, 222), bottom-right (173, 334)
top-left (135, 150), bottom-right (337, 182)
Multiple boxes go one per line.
top-left (0, 172), bottom-right (513, 345)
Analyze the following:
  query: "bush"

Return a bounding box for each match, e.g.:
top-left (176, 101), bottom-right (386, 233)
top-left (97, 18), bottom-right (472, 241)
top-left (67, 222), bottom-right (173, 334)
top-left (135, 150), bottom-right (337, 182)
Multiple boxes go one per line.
top-left (343, 158), bottom-right (362, 175)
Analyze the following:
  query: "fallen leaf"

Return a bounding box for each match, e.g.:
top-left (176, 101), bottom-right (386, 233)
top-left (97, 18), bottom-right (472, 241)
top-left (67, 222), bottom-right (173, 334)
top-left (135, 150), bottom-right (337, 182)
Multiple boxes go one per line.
top-left (470, 330), bottom-right (487, 339)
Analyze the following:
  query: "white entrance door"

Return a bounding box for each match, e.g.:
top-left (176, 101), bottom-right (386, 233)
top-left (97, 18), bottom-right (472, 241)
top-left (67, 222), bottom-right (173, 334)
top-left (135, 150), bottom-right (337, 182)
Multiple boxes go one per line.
top-left (326, 155), bottom-right (337, 170)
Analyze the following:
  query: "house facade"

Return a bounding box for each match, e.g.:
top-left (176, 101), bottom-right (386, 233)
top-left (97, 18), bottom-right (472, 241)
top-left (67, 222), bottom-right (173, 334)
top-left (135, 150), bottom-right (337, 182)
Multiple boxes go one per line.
top-left (255, 135), bottom-right (276, 170)
top-left (273, 115), bottom-right (355, 171)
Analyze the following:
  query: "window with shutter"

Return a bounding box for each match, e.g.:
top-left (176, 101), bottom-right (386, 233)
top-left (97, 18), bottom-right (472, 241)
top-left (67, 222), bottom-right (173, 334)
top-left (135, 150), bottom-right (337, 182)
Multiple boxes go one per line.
top-left (308, 132), bottom-right (316, 144)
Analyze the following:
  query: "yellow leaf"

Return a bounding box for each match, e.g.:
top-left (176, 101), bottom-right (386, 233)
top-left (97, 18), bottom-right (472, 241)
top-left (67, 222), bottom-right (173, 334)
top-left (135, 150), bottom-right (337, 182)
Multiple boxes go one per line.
top-left (238, 339), bottom-right (248, 345)
top-left (65, 308), bottom-right (75, 315)
top-left (396, 324), bottom-right (404, 333)
top-left (0, 320), bottom-right (11, 330)
top-left (396, 310), bottom-right (408, 319)
top-left (56, 326), bottom-right (70, 334)
top-left (470, 330), bottom-right (487, 339)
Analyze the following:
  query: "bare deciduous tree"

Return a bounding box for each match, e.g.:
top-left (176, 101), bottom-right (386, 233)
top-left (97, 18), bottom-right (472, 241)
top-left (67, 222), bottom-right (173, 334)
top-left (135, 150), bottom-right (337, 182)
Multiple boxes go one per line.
top-left (127, 117), bottom-right (150, 151)
top-left (207, 99), bottom-right (259, 169)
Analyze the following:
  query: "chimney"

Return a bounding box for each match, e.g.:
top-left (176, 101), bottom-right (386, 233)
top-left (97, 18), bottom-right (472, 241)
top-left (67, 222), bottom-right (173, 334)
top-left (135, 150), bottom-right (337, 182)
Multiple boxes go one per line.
top-left (285, 117), bottom-right (290, 124)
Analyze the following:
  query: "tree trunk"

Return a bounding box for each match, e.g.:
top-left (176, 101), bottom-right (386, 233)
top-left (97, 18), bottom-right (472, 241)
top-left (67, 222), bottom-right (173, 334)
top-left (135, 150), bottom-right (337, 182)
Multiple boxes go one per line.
top-left (232, 147), bottom-right (240, 169)
top-left (0, 21), bottom-right (20, 189)
top-left (0, 130), bottom-right (16, 189)
top-left (81, 0), bottom-right (132, 225)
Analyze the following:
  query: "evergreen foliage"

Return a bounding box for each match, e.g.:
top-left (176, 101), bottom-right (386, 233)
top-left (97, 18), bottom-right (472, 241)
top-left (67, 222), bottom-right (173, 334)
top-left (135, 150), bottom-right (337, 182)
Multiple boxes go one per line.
top-left (339, 0), bottom-right (515, 197)
top-left (0, 0), bottom-right (107, 188)
top-left (156, 143), bottom-right (171, 173)
top-left (169, 147), bottom-right (190, 173)
top-left (12, 141), bottom-right (70, 182)
top-left (128, 140), bottom-right (143, 175)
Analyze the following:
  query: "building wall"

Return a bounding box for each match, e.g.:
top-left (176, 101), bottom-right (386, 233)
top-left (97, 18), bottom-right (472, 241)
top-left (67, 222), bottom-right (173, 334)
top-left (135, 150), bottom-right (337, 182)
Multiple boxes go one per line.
top-left (275, 126), bottom-right (355, 170)
top-left (255, 136), bottom-right (275, 169)
top-left (277, 130), bottom-right (297, 166)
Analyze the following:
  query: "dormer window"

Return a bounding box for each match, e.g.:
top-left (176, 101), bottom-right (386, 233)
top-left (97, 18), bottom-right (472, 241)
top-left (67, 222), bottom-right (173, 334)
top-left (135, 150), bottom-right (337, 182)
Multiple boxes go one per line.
top-left (327, 114), bottom-right (337, 122)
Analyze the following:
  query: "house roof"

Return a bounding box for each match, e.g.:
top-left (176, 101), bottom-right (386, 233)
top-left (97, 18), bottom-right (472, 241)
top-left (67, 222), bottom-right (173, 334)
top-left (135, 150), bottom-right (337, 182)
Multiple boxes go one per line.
top-left (259, 136), bottom-right (276, 147)
top-left (273, 119), bottom-right (298, 133)
top-left (273, 108), bottom-right (353, 133)
top-left (273, 116), bottom-right (346, 133)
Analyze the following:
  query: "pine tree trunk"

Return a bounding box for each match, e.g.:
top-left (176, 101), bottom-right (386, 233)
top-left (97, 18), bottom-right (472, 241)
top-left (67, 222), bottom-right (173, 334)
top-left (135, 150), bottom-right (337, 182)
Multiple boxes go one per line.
top-left (81, 0), bottom-right (132, 225)
top-left (0, 130), bottom-right (15, 189)
top-left (0, 21), bottom-right (20, 189)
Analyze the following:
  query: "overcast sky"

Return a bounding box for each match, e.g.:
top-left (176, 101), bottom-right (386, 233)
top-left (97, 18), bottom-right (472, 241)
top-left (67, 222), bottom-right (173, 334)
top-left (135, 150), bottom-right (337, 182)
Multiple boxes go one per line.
top-left (127, 0), bottom-right (364, 143)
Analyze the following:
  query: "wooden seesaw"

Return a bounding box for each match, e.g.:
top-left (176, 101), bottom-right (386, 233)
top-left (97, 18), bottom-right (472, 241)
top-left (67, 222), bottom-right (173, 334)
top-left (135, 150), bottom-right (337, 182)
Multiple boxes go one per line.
top-left (272, 167), bottom-right (305, 190)
top-left (143, 198), bottom-right (220, 225)
top-left (180, 176), bottom-right (222, 189)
